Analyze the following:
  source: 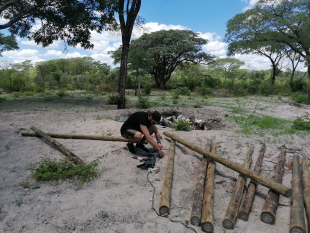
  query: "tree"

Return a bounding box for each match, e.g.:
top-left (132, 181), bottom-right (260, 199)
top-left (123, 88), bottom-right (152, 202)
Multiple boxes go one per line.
top-left (112, 29), bottom-right (214, 89)
top-left (117, 0), bottom-right (141, 109)
top-left (0, 32), bottom-right (18, 56)
top-left (208, 58), bottom-right (245, 81)
top-left (0, 0), bottom-right (117, 49)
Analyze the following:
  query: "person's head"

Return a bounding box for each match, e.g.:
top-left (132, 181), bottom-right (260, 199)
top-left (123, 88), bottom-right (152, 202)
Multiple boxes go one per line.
top-left (149, 111), bottom-right (161, 124)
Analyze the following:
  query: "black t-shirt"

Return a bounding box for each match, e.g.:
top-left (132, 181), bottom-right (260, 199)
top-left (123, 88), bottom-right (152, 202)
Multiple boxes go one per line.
top-left (121, 112), bottom-right (151, 133)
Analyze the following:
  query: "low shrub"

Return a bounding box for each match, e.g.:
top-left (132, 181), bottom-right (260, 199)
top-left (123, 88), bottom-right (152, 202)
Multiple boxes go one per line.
top-left (57, 89), bottom-right (69, 98)
top-left (175, 119), bottom-right (191, 131)
top-left (292, 117), bottom-right (310, 131)
top-left (136, 95), bottom-right (151, 109)
top-left (291, 92), bottom-right (308, 104)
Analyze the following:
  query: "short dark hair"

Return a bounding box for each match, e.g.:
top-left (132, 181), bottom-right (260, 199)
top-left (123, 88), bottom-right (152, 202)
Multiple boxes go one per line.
top-left (151, 111), bottom-right (161, 122)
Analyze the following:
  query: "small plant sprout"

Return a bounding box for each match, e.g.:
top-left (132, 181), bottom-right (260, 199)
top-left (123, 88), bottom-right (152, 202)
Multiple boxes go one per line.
top-left (31, 184), bottom-right (40, 189)
top-left (102, 212), bottom-right (108, 218)
top-left (155, 178), bottom-right (161, 181)
top-left (16, 199), bottom-right (23, 206)
top-left (5, 144), bottom-right (10, 149)
top-left (185, 220), bottom-right (189, 226)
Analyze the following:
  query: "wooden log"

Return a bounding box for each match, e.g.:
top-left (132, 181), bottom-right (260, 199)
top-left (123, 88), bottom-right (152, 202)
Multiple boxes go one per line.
top-left (30, 126), bottom-right (86, 166)
top-left (190, 140), bottom-right (212, 226)
top-left (290, 154), bottom-right (306, 233)
top-left (163, 131), bottom-right (292, 197)
top-left (222, 145), bottom-right (254, 229)
top-left (238, 144), bottom-right (266, 221)
top-left (22, 132), bottom-right (129, 142)
top-left (201, 142), bottom-right (216, 233)
top-left (159, 139), bottom-right (176, 215)
top-left (301, 155), bottom-right (310, 233)
top-left (261, 148), bottom-right (286, 224)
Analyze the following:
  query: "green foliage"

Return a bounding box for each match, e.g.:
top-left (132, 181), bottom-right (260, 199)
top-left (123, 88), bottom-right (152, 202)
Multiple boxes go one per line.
top-left (16, 200), bottom-right (23, 206)
top-left (102, 212), bottom-right (108, 218)
top-left (292, 118), bottom-right (310, 131)
top-left (24, 91), bottom-right (35, 96)
top-left (107, 94), bottom-right (118, 105)
top-left (197, 82), bottom-right (212, 96)
top-left (141, 84), bottom-right (152, 95)
top-left (177, 87), bottom-right (190, 95)
top-left (57, 89), bottom-right (69, 98)
top-left (175, 120), bottom-right (191, 131)
top-left (0, 33), bottom-right (19, 56)
top-left (170, 89), bottom-right (180, 99)
top-left (30, 157), bottom-right (101, 184)
top-left (291, 92), bottom-right (308, 104)
top-left (289, 79), bottom-right (307, 92)
top-left (31, 184), bottom-right (40, 189)
top-left (19, 182), bottom-right (29, 189)
top-left (136, 95), bottom-right (151, 109)
top-left (0, 96), bottom-right (6, 102)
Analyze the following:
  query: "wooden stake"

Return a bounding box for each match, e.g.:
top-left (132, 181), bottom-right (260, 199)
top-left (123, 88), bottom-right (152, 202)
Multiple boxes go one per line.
top-left (290, 154), bottom-right (306, 233)
top-left (190, 140), bottom-right (212, 226)
top-left (163, 132), bottom-right (292, 197)
top-left (22, 132), bottom-right (129, 142)
top-left (201, 142), bottom-right (216, 233)
top-left (238, 144), bottom-right (266, 221)
top-left (261, 148), bottom-right (286, 224)
top-left (159, 139), bottom-right (175, 215)
top-left (222, 145), bottom-right (254, 229)
top-left (30, 126), bottom-right (86, 166)
top-left (301, 155), bottom-right (310, 233)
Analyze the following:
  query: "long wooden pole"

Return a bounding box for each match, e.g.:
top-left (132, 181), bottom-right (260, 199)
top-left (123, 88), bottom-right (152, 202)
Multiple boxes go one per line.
top-left (261, 148), bottom-right (286, 224)
top-left (301, 155), bottom-right (310, 233)
top-left (22, 132), bottom-right (129, 142)
top-left (201, 142), bottom-right (216, 233)
top-left (159, 139), bottom-right (176, 215)
top-left (30, 126), bottom-right (86, 166)
top-left (163, 132), bottom-right (292, 197)
top-left (238, 144), bottom-right (266, 221)
top-left (190, 140), bottom-right (211, 226)
top-left (222, 145), bottom-right (254, 229)
top-left (290, 154), bottom-right (306, 233)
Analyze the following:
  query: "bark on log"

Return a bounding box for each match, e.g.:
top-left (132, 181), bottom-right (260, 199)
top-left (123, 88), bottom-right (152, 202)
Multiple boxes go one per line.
top-left (22, 132), bottom-right (129, 142)
top-left (222, 145), bottom-right (254, 229)
top-left (159, 139), bottom-right (176, 215)
top-left (261, 148), bottom-right (286, 224)
top-left (301, 155), bottom-right (310, 233)
top-left (201, 143), bottom-right (216, 233)
top-left (30, 126), bottom-right (86, 166)
top-left (190, 140), bottom-right (212, 226)
top-left (290, 154), bottom-right (306, 233)
top-left (238, 144), bottom-right (266, 221)
top-left (163, 132), bottom-right (292, 197)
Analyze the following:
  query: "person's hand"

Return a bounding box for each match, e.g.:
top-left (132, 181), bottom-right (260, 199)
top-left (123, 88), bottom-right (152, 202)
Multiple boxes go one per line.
top-left (158, 150), bottom-right (164, 158)
top-left (158, 143), bottom-right (163, 150)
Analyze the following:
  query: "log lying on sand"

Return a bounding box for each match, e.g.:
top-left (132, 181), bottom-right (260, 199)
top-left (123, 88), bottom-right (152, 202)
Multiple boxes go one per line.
top-left (159, 139), bottom-right (176, 216)
top-left (201, 142), bottom-right (216, 233)
top-left (301, 155), bottom-right (310, 233)
top-left (290, 154), bottom-right (306, 233)
top-left (238, 144), bottom-right (266, 221)
top-left (190, 140), bottom-right (212, 226)
top-left (22, 132), bottom-right (129, 142)
top-left (30, 126), bottom-right (86, 166)
top-left (261, 148), bottom-right (286, 224)
top-left (222, 145), bottom-right (254, 229)
top-left (163, 132), bottom-right (292, 197)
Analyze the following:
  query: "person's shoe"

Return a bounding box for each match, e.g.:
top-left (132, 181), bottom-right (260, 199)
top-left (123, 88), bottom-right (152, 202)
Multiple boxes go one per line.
top-left (127, 143), bottom-right (136, 154)
top-left (136, 143), bottom-right (150, 153)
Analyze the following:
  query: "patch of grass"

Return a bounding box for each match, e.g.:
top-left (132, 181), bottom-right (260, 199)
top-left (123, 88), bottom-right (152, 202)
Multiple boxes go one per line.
top-left (74, 185), bottom-right (82, 191)
top-left (19, 182), bottom-right (29, 188)
top-left (292, 117), bottom-right (310, 131)
top-left (102, 211), bottom-right (108, 218)
top-left (16, 199), bottom-right (23, 206)
top-left (175, 119), bottom-right (191, 131)
top-left (154, 178), bottom-right (161, 181)
top-left (29, 157), bottom-right (102, 184)
top-left (291, 92), bottom-right (308, 104)
top-left (31, 184), bottom-right (40, 189)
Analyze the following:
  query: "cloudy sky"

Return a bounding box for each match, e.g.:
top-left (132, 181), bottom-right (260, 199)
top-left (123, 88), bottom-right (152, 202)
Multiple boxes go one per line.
top-left (0, 0), bottom-right (303, 71)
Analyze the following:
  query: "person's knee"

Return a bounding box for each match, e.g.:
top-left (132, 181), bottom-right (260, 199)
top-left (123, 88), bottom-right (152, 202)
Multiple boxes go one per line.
top-left (134, 131), bottom-right (143, 139)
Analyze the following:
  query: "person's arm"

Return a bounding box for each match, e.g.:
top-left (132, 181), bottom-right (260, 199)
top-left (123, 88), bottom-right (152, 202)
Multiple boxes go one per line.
top-left (140, 125), bottom-right (160, 151)
top-left (154, 129), bottom-right (163, 150)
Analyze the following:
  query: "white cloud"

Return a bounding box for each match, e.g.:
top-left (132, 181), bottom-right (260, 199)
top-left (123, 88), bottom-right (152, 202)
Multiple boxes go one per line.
top-left (43, 50), bottom-right (63, 57)
top-left (21, 40), bottom-right (60, 48)
top-left (203, 41), bottom-right (227, 58)
top-left (0, 18), bottom-right (9, 24)
top-left (91, 53), bottom-right (114, 64)
top-left (234, 53), bottom-right (271, 70)
top-left (197, 32), bottom-right (221, 42)
top-left (2, 49), bottom-right (44, 64)
top-left (59, 52), bottom-right (87, 59)
top-left (242, 0), bottom-right (259, 11)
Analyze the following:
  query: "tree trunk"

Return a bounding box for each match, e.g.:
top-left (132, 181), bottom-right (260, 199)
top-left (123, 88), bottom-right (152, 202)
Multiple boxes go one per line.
top-left (190, 140), bottom-right (212, 226)
top-left (137, 75), bottom-right (141, 95)
top-left (21, 132), bottom-right (129, 142)
top-left (301, 155), bottom-right (310, 233)
top-left (271, 62), bottom-right (276, 85)
top-left (30, 126), bottom-right (86, 166)
top-left (261, 148), bottom-right (286, 224)
top-left (118, 40), bottom-right (129, 109)
top-left (238, 144), bottom-right (266, 221)
top-left (163, 131), bottom-right (292, 197)
top-left (222, 145), bottom-right (254, 229)
top-left (201, 142), bottom-right (216, 233)
top-left (159, 139), bottom-right (175, 215)
top-left (290, 154), bottom-right (306, 233)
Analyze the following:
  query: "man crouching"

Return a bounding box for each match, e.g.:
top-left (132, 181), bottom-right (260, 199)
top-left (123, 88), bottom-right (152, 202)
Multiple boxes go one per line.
top-left (120, 111), bottom-right (164, 158)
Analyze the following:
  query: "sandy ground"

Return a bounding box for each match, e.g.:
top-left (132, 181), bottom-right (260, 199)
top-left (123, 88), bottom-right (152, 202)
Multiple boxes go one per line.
top-left (0, 97), bottom-right (310, 233)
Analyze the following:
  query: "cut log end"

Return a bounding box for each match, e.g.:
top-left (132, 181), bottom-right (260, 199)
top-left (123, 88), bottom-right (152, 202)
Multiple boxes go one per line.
top-left (290, 227), bottom-right (306, 233)
top-left (238, 212), bottom-right (248, 221)
top-left (190, 216), bottom-right (200, 226)
top-left (159, 206), bottom-right (169, 216)
top-left (261, 212), bottom-right (275, 224)
top-left (222, 219), bottom-right (234, 229)
top-left (201, 222), bottom-right (214, 232)
top-left (286, 189), bottom-right (292, 198)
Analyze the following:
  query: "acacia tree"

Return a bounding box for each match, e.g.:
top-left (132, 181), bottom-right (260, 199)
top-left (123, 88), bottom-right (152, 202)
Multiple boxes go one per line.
top-left (0, 0), bottom-right (117, 49)
top-left (112, 29), bottom-right (214, 89)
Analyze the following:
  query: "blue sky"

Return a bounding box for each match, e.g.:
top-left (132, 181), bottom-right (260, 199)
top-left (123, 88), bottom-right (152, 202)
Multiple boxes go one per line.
top-left (1, 0), bottom-right (301, 71)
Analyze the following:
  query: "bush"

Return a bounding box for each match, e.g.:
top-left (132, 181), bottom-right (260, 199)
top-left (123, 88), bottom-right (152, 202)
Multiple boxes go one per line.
top-left (197, 82), bottom-right (212, 96)
top-left (170, 89), bottom-right (180, 99)
top-left (289, 79), bottom-right (307, 92)
top-left (136, 95), bottom-right (151, 109)
top-left (107, 93), bottom-right (118, 104)
top-left (175, 120), bottom-right (191, 131)
top-left (177, 87), bottom-right (190, 96)
top-left (0, 96), bottom-right (6, 102)
top-left (258, 80), bottom-right (274, 96)
top-left (291, 92), bottom-right (308, 104)
top-left (57, 89), bottom-right (69, 98)
top-left (292, 117), bottom-right (310, 131)
top-left (98, 83), bottom-right (113, 93)
top-left (141, 84), bottom-right (152, 95)
top-left (24, 91), bottom-right (35, 96)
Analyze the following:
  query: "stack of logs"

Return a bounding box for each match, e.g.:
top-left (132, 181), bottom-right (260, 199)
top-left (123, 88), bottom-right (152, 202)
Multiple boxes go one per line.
top-left (22, 128), bottom-right (310, 232)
